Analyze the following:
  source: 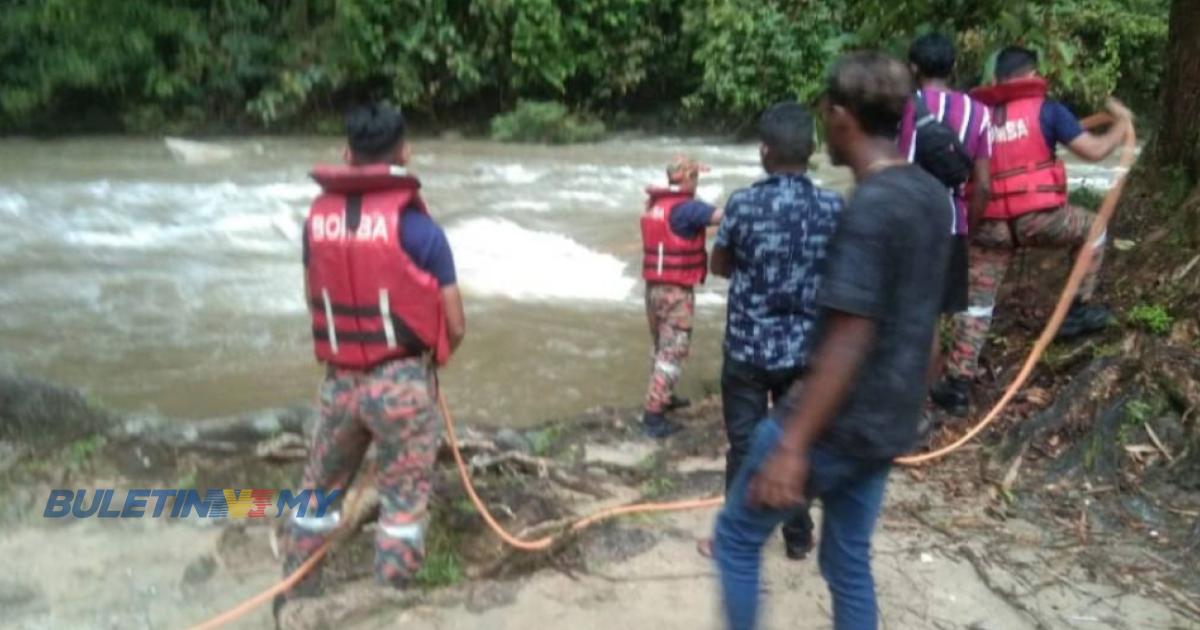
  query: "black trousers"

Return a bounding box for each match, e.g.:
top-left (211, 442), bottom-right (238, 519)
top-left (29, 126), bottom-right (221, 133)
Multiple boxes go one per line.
top-left (720, 354), bottom-right (814, 547)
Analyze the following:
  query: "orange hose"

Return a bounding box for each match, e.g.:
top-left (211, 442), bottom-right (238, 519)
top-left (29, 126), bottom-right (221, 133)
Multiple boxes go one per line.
top-left (184, 110), bottom-right (1135, 628)
top-left (896, 112), bottom-right (1135, 465)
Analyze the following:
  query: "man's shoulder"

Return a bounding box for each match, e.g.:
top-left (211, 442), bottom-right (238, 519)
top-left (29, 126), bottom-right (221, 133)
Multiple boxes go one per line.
top-left (400, 207), bottom-right (449, 247)
top-left (855, 167), bottom-right (941, 214)
top-left (812, 186), bottom-right (845, 211)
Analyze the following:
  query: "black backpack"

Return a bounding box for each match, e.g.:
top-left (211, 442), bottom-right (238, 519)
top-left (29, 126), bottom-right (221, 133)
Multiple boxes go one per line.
top-left (911, 93), bottom-right (974, 188)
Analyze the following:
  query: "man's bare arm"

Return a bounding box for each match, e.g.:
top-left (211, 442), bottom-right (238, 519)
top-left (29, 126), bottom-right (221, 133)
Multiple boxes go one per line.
top-left (710, 245), bottom-right (733, 278)
top-left (441, 285), bottom-right (466, 351)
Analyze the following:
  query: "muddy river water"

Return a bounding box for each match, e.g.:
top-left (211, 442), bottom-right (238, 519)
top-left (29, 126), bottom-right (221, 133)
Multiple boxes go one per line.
top-left (0, 135), bottom-right (1124, 426)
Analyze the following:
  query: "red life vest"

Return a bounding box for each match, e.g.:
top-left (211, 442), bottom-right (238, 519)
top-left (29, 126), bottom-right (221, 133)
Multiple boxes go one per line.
top-left (970, 77), bottom-right (1068, 220)
top-left (641, 186), bottom-right (707, 286)
top-left (305, 164), bottom-right (451, 369)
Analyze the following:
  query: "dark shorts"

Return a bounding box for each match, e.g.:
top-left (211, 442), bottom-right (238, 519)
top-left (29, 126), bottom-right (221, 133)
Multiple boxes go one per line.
top-left (941, 235), bottom-right (968, 314)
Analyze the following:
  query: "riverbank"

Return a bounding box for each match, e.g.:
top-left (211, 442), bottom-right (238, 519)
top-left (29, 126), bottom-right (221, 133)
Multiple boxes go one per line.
top-left (1, 375), bottom-right (1197, 629)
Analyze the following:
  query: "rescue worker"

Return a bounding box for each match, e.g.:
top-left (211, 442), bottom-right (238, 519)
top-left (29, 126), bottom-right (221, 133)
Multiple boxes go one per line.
top-left (715, 52), bottom-right (952, 630)
top-left (282, 104), bottom-right (466, 599)
top-left (702, 102), bottom-right (844, 561)
top-left (640, 157), bottom-right (722, 438)
top-left (931, 46), bottom-right (1134, 415)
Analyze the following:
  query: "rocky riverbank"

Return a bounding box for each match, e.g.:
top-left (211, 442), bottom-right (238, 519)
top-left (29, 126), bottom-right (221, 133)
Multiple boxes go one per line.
top-left (1, 372), bottom-right (1198, 629)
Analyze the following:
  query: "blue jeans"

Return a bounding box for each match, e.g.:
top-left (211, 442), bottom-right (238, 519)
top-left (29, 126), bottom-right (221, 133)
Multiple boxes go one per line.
top-left (715, 419), bottom-right (891, 630)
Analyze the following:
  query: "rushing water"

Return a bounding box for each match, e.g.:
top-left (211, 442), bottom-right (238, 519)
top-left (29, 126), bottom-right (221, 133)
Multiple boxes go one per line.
top-left (0, 136), bottom-right (1126, 426)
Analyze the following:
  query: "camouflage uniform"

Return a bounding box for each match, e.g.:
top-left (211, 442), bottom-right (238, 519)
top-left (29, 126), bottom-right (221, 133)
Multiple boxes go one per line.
top-left (284, 356), bottom-right (442, 592)
top-left (946, 205), bottom-right (1106, 379)
top-left (644, 283), bottom-right (695, 414)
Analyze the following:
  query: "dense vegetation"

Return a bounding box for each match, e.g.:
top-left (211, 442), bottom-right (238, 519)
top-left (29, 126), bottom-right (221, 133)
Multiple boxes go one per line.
top-left (0, 0), bottom-right (1170, 134)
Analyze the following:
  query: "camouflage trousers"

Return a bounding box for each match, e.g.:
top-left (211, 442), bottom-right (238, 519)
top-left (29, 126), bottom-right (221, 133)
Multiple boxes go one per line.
top-left (283, 356), bottom-right (442, 592)
top-left (946, 205), bottom-right (1106, 380)
top-left (644, 282), bottom-right (695, 413)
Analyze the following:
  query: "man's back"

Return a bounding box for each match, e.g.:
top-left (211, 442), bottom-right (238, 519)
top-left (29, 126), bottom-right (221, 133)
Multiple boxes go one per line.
top-left (898, 87), bottom-right (991, 234)
top-left (714, 173), bottom-right (842, 370)
top-left (813, 164), bottom-right (951, 459)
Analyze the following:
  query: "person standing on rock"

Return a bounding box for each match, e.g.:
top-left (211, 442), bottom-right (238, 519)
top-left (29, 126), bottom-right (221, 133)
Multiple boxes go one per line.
top-left (282, 103), bottom-right (466, 602)
top-left (704, 102), bottom-right (844, 561)
top-left (714, 52), bottom-right (951, 630)
top-left (930, 45), bottom-right (1134, 415)
top-left (639, 156), bottom-right (722, 438)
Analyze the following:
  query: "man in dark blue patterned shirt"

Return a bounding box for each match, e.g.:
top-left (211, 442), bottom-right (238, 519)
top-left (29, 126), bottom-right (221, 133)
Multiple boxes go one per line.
top-left (706, 101), bottom-right (844, 561)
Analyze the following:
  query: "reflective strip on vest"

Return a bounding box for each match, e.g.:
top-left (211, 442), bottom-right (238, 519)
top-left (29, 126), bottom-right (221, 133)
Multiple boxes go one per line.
top-left (322, 288), bottom-right (338, 353)
top-left (381, 521), bottom-right (424, 544)
top-left (292, 510), bottom-right (341, 533)
top-left (380, 289), bottom-right (397, 349)
top-left (657, 243), bottom-right (664, 276)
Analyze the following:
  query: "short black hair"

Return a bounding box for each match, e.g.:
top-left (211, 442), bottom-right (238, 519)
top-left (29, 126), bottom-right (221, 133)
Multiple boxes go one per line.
top-left (908, 32), bottom-right (956, 79)
top-left (995, 46), bottom-right (1039, 81)
top-left (825, 51), bottom-right (913, 139)
top-left (758, 102), bottom-right (815, 166)
top-left (345, 103), bottom-right (406, 160)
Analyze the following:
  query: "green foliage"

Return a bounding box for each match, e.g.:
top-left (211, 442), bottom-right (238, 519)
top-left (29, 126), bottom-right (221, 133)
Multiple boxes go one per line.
top-left (0, 0), bottom-right (1171, 132)
top-left (491, 101), bottom-right (605, 144)
top-left (1127, 303), bottom-right (1174, 335)
top-left (414, 504), bottom-right (464, 588)
top-left (681, 0), bottom-right (841, 119)
top-left (1068, 186), bottom-right (1105, 211)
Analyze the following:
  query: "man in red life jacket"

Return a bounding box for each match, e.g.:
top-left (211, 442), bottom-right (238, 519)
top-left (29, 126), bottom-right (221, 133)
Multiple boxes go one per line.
top-left (640, 157), bottom-right (722, 438)
top-left (282, 104), bottom-right (466, 601)
top-left (931, 46), bottom-right (1134, 415)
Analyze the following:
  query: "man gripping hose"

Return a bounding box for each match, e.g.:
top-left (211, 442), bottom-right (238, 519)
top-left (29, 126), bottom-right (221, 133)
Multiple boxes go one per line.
top-left (282, 103), bottom-right (466, 602)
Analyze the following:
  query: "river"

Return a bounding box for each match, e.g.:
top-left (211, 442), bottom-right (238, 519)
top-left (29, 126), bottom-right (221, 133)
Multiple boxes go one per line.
top-left (0, 135), bottom-right (1125, 426)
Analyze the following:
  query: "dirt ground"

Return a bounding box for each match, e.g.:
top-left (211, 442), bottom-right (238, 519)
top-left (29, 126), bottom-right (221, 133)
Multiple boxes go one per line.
top-left (3, 453), bottom-right (1195, 630)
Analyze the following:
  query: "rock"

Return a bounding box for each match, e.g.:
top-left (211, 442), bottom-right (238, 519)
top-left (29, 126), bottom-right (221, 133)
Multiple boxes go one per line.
top-left (675, 456), bottom-right (724, 474)
top-left (0, 576), bottom-right (47, 614)
top-left (581, 524), bottom-right (659, 565)
top-left (494, 428), bottom-right (531, 453)
top-left (181, 554), bottom-right (217, 587)
top-left (583, 442), bottom-right (657, 469)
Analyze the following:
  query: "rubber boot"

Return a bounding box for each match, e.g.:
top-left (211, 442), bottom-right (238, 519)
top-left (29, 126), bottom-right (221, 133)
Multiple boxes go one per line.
top-left (1057, 300), bottom-right (1112, 339)
top-left (666, 395), bottom-right (692, 412)
top-left (642, 411), bottom-right (682, 439)
top-left (930, 376), bottom-right (971, 417)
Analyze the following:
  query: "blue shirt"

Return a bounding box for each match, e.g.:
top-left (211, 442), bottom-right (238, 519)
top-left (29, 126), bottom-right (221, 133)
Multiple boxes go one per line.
top-left (1040, 100), bottom-right (1084, 152)
top-left (668, 199), bottom-right (716, 239)
top-left (302, 206), bottom-right (457, 286)
top-left (714, 173), bottom-right (844, 370)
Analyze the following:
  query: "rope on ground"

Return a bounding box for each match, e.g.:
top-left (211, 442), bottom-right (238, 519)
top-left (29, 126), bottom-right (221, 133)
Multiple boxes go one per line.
top-left (184, 112), bottom-right (1135, 629)
top-left (896, 112), bottom-right (1137, 465)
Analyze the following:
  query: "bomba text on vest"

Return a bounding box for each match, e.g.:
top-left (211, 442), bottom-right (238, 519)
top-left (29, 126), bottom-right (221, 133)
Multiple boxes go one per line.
top-left (311, 213), bottom-right (390, 243)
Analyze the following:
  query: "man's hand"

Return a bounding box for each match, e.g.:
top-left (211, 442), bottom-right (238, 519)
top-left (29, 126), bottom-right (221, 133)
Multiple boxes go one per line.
top-left (747, 446), bottom-right (809, 509)
top-left (1105, 97), bottom-right (1133, 123)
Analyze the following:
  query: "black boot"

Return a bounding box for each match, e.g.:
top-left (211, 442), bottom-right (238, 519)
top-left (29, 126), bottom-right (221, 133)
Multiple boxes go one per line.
top-left (1057, 300), bottom-right (1112, 339)
top-left (642, 411), bottom-right (682, 439)
top-left (666, 395), bottom-right (692, 411)
top-left (930, 376), bottom-right (971, 416)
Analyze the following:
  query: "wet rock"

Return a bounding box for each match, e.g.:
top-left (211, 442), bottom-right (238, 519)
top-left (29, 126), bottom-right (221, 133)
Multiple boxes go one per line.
top-left (581, 524), bottom-right (659, 564)
top-left (181, 554), bottom-right (217, 587)
top-left (584, 442), bottom-right (657, 469)
top-left (0, 440), bottom-right (26, 474)
top-left (494, 428), bottom-right (531, 453)
top-left (0, 576), bottom-right (47, 615)
top-left (0, 375), bottom-right (113, 448)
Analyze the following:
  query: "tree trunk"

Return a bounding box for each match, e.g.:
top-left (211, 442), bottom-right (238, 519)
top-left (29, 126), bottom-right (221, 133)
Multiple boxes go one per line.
top-left (1118, 0), bottom-right (1200, 241)
top-left (1155, 0), bottom-right (1200, 181)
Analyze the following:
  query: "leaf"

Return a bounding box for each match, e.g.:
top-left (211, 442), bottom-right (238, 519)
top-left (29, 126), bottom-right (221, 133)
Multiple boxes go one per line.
top-left (1113, 238), bottom-right (1137, 251)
